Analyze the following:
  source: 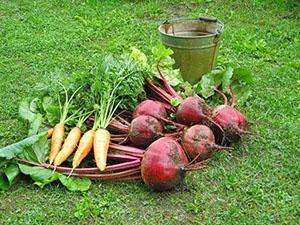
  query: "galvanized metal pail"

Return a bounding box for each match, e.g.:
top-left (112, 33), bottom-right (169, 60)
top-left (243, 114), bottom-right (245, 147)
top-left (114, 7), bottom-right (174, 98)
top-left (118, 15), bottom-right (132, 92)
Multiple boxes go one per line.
top-left (159, 16), bottom-right (224, 84)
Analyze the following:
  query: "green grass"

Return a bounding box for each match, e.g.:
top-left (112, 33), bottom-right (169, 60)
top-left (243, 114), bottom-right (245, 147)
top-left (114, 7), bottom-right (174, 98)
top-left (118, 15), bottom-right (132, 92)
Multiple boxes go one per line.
top-left (0, 0), bottom-right (299, 224)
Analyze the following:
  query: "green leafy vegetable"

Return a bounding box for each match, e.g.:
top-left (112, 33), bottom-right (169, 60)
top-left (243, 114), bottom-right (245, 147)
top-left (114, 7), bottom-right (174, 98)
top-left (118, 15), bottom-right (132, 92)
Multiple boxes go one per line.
top-left (0, 132), bottom-right (47, 160)
top-left (3, 164), bottom-right (19, 186)
top-left (18, 164), bottom-right (53, 182)
top-left (18, 164), bottom-right (91, 191)
top-left (195, 66), bottom-right (253, 105)
top-left (59, 176), bottom-right (91, 192)
top-left (0, 174), bottom-right (9, 190)
top-left (19, 99), bottom-right (46, 135)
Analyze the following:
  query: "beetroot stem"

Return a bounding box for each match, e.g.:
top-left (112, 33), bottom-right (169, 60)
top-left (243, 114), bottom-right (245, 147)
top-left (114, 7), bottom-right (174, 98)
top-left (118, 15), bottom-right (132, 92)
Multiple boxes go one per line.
top-left (145, 79), bottom-right (173, 103)
top-left (160, 117), bottom-right (186, 129)
top-left (109, 143), bottom-right (144, 158)
top-left (157, 60), bottom-right (183, 100)
top-left (215, 86), bottom-right (228, 105)
top-left (229, 82), bottom-right (236, 108)
top-left (115, 115), bottom-right (131, 126)
top-left (66, 167), bottom-right (141, 180)
top-left (17, 158), bottom-right (141, 173)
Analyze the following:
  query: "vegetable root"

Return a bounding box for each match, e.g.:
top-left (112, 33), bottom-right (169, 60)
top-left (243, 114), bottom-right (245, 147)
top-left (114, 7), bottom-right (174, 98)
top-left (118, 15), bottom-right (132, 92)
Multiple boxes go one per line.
top-left (94, 128), bottom-right (111, 171)
top-left (54, 127), bottom-right (81, 166)
top-left (72, 130), bottom-right (95, 169)
top-left (49, 123), bottom-right (65, 165)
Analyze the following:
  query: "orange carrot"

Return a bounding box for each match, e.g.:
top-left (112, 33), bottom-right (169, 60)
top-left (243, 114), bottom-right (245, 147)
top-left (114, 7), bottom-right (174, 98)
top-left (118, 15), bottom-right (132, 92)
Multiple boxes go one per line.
top-left (48, 123), bottom-right (65, 165)
top-left (72, 130), bottom-right (95, 169)
top-left (94, 128), bottom-right (111, 171)
top-left (54, 127), bottom-right (81, 166)
top-left (48, 84), bottom-right (81, 165)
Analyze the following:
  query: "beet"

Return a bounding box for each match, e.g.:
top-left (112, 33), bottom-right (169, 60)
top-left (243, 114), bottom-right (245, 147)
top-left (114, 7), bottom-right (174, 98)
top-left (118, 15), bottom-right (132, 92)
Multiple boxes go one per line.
top-left (212, 105), bottom-right (249, 143)
top-left (129, 115), bottom-right (163, 148)
top-left (141, 137), bottom-right (188, 191)
top-left (212, 86), bottom-right (251, 143)
top-left (133, 100), bottom-right (167, 120)
top-left (182, 125), bottom-right (230, 162)
top-left (175, 96), bottom-right (212, 125)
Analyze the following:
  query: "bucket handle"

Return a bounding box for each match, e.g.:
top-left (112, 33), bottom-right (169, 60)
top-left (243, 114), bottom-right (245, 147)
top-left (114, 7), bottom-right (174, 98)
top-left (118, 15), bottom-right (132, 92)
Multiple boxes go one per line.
top-left (199, 16), bottom-right (224, 35)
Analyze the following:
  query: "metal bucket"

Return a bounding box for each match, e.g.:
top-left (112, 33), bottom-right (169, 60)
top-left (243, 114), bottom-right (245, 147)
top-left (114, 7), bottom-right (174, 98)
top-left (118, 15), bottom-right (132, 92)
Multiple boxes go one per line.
top-left (159, 17), bottom-right (224, 84)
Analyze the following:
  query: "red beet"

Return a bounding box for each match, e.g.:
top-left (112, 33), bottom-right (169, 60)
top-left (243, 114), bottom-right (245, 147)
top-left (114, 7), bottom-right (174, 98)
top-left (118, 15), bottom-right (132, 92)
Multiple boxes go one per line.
top-left (141, 137), bottom-right (189, 191)
top-left (182, 125), bottom-right (230, 162)
top-left (133, 100), bottom-right (167, 120)
top-left (175, 96), bottom-right (212, 125)
top-left (212, 86), bottom-right (251, 143)
top-left (129, 115), bottom-right (163, 148)
top-left (212, 105), bottom-right (249, 142)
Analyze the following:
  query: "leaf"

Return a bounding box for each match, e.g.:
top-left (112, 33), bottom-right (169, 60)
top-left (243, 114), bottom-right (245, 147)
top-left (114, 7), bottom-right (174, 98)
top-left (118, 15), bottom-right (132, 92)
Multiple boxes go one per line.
top-left (170, 98), bottom-right (181, 107)
top-left (0, 173), bottom-right (9, 190)
top-left (197, 74), bottom-right (215, 98)
top-left (19, 100), bottom-right (36, 123)
top-left (129, 47), bottom-right (148, 68)
top-left (28, 114), bottom-right (43, 136)
top-left (3, 164), bottom-right (19, 186)
top-left (152, 45), bottom-right (174, 62)
top-left (221, 66), bottom-right (234, 92)
top-left (18, 164), bottom-right (53, 182)
top-left (232, 67), bottom-right (254, 84)
top-left (16, 132), bottom-right (49, 163)
top-left (32, 135), bottom-right (50, 163)
top-left (59, 175), bottom-right (91, 192)
top-left (42, 96), bottom-right (60, 125)
top-left (34, 172), bottom-right (61, 188)
top-left (0, 132), bottom-right (47, 160)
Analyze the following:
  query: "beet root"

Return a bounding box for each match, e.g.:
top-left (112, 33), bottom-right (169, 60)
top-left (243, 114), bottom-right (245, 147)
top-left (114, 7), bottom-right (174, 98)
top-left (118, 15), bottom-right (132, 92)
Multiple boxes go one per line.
top-left (182, 125), bottom-right (231, 162)
top-left (133, 100), bottom-right (167, 120)
top-left (212, 105), bottom-right (250, 143)
top-left (176, 96), bottom-right (212, 125)
top-left (129, 115), bottom-right (163, 148)
top-left (141, 137), bottom-right (189, 191)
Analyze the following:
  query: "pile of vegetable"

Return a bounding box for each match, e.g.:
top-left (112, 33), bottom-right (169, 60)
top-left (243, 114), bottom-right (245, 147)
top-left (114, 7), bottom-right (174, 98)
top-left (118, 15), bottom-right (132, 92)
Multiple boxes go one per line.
top-left (0, 46), bottom-right (253, 192)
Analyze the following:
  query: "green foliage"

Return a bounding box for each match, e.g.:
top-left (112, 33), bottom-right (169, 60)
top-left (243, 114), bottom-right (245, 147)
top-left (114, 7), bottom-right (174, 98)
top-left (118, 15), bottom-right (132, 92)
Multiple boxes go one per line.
top-left (18, 164), bottom-right (91, 191)
top-left (195, 66), bottom-right (253, 105)
top-left (0, 132), bottom-right (47, 160)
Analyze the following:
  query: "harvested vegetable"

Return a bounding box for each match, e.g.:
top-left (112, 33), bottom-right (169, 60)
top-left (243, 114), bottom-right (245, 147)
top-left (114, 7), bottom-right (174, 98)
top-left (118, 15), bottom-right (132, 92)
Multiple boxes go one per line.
top-left (54, 113), bottom-right (91, 166)
top-left (133, 100), bottom-right (167, 120)
top-left (129, 115), bottom-right (163, 148)
top-left (49, 85), bottom-right (80, 165)
top-left (141, 137), bottom-right (205, 191)
top-left (182, 125), bottom-right (231, 162)
top-left (72, 130), bottom-right (95, 169)
top-left (212, 85), bottom-right (252, 143)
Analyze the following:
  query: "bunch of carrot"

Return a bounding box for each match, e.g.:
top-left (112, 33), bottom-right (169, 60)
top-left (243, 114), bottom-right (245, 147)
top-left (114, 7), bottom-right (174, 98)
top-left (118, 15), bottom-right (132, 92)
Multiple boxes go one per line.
top-left (45, 81), bottom-right (144, 181)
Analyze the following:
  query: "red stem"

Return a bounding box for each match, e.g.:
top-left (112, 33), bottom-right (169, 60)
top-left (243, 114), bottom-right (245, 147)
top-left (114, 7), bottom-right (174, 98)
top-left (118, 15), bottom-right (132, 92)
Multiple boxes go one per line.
top-left (111, 134), bottom-right (128, 138)
top-left (109, 143), bottom-right (144, 158)
top-left (185, 165), bottom-right (206, 171)
top-left (157, 60), bottom-right (183, 100)
top-left (17, 158), bottom-right (141, 173)
top-left (215, 86), bottom-right (228, 105)
top-left (115, 115), bottom-right (131, 126)
top-left (108, 120), bottom-right (129, 133)
top-left (65, 167), bottom-right (141, 180)
top-left (146, 97), bottom-right (176, 112)
top-left (145, 79), bottom-right (173, 103)
top-left (229, 83), bottom-right (236, 108)
top-left (160, 117), bottom-right (186, 129)
top-left (107, 153), bottom-right (139, 161)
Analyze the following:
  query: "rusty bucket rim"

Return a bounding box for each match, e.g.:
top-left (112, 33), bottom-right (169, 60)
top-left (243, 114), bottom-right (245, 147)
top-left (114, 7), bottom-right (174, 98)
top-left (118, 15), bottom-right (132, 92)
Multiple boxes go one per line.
top-left (158, 17), bottom-right (224, 39)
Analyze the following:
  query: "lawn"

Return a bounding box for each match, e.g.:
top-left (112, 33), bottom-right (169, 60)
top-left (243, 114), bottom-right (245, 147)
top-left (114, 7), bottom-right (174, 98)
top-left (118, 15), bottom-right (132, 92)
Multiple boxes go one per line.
top-left (0, 0), bottom-right (299, 224)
